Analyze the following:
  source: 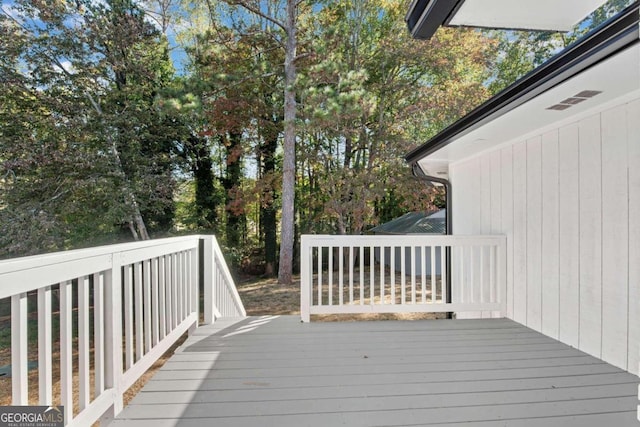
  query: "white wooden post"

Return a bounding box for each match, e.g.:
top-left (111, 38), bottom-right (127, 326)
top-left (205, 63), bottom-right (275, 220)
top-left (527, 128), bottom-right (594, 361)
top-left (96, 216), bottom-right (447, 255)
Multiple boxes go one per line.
top-left (158, 256), bottom-right (166, 339)
top-left (151, 257), bottom-right (160, 347)
top-left (203, 236), bottom-right (215, 325)
top-left (101, 254), bottom-right (124, 425)
top-left (165, 254), bottom-right (173, 333)
top-left (190, 248), bottom-right (198, 334)
top-left (498, 236), bottom-right (507, 317)
top-left (123, 265), bottom-right (133, 370)
top-left (78, 276), bottom-right (90, 411)
top-left (60, 280), bottom-right (73, 424)
top-left (134, 262), bottom-right (143, 362)
top-left (38, 286), bottom-right (53, 405)
top-left (11, 292), bottom-right (28, 405)
top-left (175, 253), bottom-right (183, 323)
top-left (317, 246), bottom-right (322, 306)
top-left (143, 259), bottom-right (152, 354)
top-left (300, 236), bottom-right (311, 323)
top-left (171, 253), bottom-right (178, 329)
top-left (93, 273), bottom-right (105, 397)
top-left (441, 245), bottom-right (448, 304)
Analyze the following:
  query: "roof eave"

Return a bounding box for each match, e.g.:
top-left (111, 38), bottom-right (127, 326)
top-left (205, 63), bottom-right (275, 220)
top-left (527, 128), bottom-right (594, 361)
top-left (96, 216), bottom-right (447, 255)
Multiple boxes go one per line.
top-left (405, 1), bottom-right (640, 166)
top-left (405, 0), bottom-right (466, 40)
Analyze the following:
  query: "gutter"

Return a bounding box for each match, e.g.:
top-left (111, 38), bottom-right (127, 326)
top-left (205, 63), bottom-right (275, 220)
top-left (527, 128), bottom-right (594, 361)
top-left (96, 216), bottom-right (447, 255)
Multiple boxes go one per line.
top-left (412, 164), bottom-right (451, 235)
top-left (405, 0), bottom-right (465, 40)
top-left (411, 164), bottom-right (452, 313)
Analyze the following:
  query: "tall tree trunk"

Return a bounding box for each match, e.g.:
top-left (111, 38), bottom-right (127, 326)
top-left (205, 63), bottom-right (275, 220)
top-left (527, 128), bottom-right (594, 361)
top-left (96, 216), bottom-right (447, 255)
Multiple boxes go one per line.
top-left (192, 136), bottom-right (217, 230)
top-left (278, 0), bottom-right (297, 285)
top-left (131, 197), bottom-right (150, 240)
top-left (260, 128), bottom-right (279, 277)
top-left (344, 136), bottom-right (353, 168)
top-left (81, 87), bottom-right (151, 241)
top-left (224, 132), bottom-right (245, 248)
top-left (109, 137), bottom-right (150, 241)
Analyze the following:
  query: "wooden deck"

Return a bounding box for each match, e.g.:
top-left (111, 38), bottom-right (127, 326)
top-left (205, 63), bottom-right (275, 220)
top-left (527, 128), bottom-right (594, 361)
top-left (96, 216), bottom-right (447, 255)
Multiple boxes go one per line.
top-left (112, 316), bottom-right (639, 426)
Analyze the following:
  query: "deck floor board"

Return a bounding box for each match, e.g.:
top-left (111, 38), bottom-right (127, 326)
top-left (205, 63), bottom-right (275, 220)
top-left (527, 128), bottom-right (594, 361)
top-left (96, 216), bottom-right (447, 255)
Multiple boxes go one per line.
top-left (112, 316), bottom-right (638, 426)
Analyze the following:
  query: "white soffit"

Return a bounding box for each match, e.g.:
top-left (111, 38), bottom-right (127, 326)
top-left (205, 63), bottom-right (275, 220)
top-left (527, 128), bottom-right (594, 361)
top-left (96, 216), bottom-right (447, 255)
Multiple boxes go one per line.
top-left (417, 160), bottom-right (450, 180)
top-left (417, 43), bottom-right (640, 173)
top-left (449, 0), bottom-right (609, 31)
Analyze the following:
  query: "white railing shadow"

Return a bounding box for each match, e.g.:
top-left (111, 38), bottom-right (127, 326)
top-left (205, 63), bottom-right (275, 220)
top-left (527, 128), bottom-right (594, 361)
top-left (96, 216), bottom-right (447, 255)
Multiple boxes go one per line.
top-left (300, 234), bottom-right (506, 322)
top-left (0, 235), bottom-right (245, 426)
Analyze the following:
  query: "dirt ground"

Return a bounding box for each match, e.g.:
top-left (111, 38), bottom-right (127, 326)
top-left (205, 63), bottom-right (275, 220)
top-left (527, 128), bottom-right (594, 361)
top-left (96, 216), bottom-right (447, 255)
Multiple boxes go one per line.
top-left (235, 275), bottom-right (445, 321)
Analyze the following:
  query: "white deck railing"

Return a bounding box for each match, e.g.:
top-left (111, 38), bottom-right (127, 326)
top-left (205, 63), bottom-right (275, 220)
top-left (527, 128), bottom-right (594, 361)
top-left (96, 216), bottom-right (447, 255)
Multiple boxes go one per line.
top-left (0, 235), bottom-right (245, 426)
top-left (300, 234), bottom-right (506, 322)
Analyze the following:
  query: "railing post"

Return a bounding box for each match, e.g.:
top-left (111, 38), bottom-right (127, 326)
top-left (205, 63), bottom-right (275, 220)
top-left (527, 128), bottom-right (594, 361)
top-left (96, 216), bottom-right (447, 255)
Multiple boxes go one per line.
top-left (101, 253), bottom-right (124, 425)
top-left (11, 292), bottom-right (28, 405)
top-left (498, 236), bottom-right (507, 317)
top-left (37, 286), bottom-right (53, 405)
top-left (190, 246), bottom-right (198, 333)
top-left (300, 235), bottom-right (311, 323)
top-left (60, 280), bottom-right (73, 423)
top-left (202, 236), bottom-right (215, 325)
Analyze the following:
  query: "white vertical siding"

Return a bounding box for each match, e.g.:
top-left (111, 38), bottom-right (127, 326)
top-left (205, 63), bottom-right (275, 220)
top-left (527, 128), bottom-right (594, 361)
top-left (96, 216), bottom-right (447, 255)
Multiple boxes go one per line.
top-left (452, 157), bottom-right (483, 318)
top-left (526, 137), bottom-right (543, 331)
top-left (626, 98), bottom-right (640, 376)
top-left (449, 95), bottom-right (640, 374)
top-left (512, 142), bottom-right (528, 325)
top-left (479, 157), bottom-right (492, 314)
top-left (501, 147), bottom-right (514, 320)
top-left (600, 105), bottom-right (629, 369)
top-left (452, 158), bottom-right (481, 234)
top-left (558, 124), bottom-right (580, 348)
top-left (541, 130), bottom-right (560, 340)
top-left (480, 155), bottom-right (492, 234)
top-left (489, 151), bottom-right (503, 318)
top-left (490, 151), bottom-right (502, 235)
top-left (578, 114), bottom-right (602, 359)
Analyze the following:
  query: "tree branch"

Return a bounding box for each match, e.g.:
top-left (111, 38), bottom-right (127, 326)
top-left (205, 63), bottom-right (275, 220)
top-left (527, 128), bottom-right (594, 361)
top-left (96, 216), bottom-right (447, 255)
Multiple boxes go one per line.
top-left (294, 52), bottom-right (312, 62)
top-left (205, 71), bottom-right (281, 98)
top-left (3, 7), bottom-right (106, 116)
top-left (225, 1), bottom-right (286, 32)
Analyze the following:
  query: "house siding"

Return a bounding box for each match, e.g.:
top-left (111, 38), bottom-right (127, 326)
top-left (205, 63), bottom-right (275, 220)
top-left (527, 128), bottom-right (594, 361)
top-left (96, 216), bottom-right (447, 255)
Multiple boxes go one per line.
top-left (450, 95), bottom-right (640, 375)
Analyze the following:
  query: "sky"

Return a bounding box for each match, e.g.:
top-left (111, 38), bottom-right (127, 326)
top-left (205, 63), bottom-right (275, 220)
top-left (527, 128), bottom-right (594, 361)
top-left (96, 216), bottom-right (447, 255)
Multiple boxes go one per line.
top-left (1, 0), bottom-right (189, 74)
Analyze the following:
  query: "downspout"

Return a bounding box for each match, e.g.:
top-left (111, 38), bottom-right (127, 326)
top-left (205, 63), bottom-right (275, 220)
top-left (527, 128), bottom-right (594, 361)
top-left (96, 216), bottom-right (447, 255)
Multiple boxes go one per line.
top-left (411, 164), bottom-right (453, 317)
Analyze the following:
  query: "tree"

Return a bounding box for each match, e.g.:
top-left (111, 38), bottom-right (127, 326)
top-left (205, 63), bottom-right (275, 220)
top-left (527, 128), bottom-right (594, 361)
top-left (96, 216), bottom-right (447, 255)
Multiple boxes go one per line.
top-left (224, 0), bottom-right (306, 284)
top-left (4, 0), bottom-right (568, 274)
top-left (0, 0), bottom-right (183, 257)
top-left (185, 11), bottom-right (284, 270)
top-left (83, 0), bottom-right (181, 239)
top-left (296, 0), bottom-right (497, 235)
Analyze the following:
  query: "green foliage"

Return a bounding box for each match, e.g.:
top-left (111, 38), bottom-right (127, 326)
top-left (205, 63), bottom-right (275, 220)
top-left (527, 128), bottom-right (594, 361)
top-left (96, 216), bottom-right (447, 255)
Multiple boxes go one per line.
top-left (295, 0), bottom-right (496, 235)
top-left (0, 0), bottom-right (186, 257)
top-left (5, 0), bottom-right (622, 276)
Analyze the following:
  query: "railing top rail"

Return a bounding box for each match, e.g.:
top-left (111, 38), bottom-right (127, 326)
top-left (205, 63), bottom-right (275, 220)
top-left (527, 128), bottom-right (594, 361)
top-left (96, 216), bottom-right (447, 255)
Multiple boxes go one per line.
top-left (210, 237), bottom-right (246, 317)
top-left (0, 235), bottom-right (213, 276)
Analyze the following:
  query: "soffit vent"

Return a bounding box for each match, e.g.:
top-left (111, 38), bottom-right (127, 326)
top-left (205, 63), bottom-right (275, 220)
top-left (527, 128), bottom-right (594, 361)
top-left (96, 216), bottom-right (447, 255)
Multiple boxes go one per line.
top-left (574, 90), bottom-right (602, 98)
top-left (547, 90), bottom-right (602, 111)
top-left (547, 104), bottom-right (572, 111)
